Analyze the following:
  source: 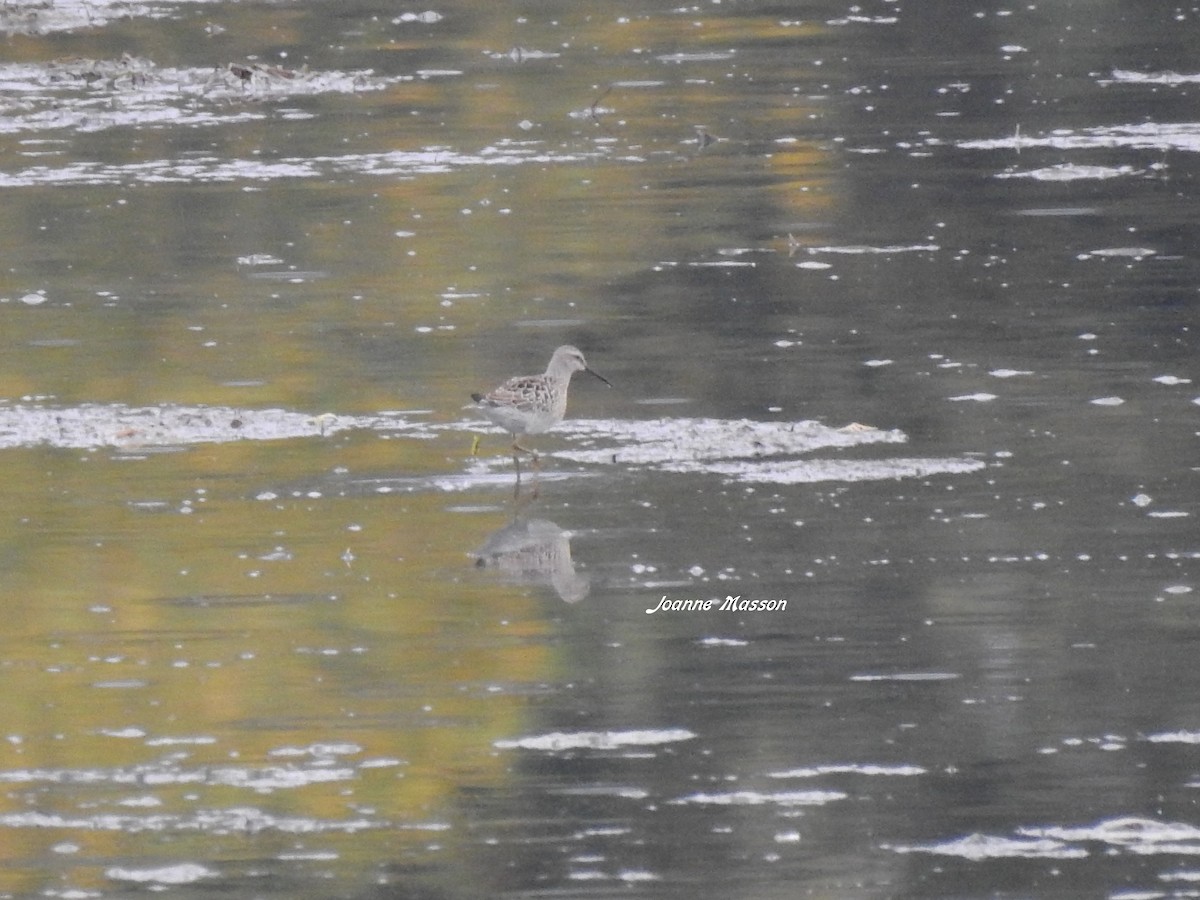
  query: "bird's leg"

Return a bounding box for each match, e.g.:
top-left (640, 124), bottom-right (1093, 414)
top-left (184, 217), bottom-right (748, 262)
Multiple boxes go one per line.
top-left (512, 440), bottom-right (540, 471)
top-left (513, 475), bottom-right (539, 505)
top-left (512, 440), bottom-right (539, 463)
top-left (470, 434), bottom-right (481, 456)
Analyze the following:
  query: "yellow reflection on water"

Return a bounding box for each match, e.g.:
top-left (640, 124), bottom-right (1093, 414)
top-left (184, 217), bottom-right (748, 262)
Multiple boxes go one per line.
top-left (0, 5), bottom-right (842, 893)
top-left (0, 427), bottom-right (555, 893)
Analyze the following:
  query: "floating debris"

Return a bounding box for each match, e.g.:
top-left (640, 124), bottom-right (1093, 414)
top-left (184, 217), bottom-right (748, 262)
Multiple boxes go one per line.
top-left (0, 403), bottom-right (413, 450)
top-left (0, 404), bottom-right (984, 490)
top-left (997, 164), bottom-right (1142, 182)
top-left (541, 418), bottom-right (983, 486)
top-left (495, 728), bottom-right (696, 751)
top-left (552, 417), bottom-right (906, 467)
top-left (0, 57), bottom-right (403, 139)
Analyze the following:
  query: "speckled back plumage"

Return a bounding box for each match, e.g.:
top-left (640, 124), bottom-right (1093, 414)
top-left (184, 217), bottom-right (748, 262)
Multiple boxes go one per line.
top-left (472, 345), bottom-right (608, 440)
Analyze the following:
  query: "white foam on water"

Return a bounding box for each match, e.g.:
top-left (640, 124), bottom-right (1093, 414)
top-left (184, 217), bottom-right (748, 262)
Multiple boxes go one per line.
top-left (495, 728), bottom-right (696, 751)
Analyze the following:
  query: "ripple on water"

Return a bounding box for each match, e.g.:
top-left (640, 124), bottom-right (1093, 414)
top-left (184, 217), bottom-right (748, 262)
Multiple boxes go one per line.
top-left (155, 593), bottom-right (339, 608)
top-left (0, 145), bottom-right (632, 187)
top-left (887, 816), bottom-right (1200, 861)
top-left (668, 789), bottom-right (847, 807)
top-left (767, 764), bottom-right (927, 778)
top-left (965, 122), bottom-right (1200, 154)
top-left (887, 833), bottom-right (1088, 860)
top-left (0, 806), bottom-right (379, 835)
top-left (995, 164), bottom-right (1142, 182)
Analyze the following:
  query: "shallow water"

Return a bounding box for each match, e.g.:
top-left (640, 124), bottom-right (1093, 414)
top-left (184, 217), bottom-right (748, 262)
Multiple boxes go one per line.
top-left (1, 1), bottom-right (1198, 898)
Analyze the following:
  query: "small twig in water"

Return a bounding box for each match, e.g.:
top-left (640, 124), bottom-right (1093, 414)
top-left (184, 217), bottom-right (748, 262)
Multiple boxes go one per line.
top-left (588, 85), bottom-right (612, 120)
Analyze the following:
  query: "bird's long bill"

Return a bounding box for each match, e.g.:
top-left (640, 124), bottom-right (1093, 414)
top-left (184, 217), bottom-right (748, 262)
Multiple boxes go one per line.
top-left (586, 367), bottom-right (613, 387)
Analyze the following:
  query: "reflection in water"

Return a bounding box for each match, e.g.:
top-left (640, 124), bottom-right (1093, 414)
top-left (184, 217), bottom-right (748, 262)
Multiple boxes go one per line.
top-left (472, 516), bottom-right (590, 603)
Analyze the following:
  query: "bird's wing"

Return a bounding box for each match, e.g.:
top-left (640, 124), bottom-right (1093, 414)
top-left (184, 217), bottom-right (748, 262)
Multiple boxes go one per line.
top-left (480, 377), bottom-right (542, 412)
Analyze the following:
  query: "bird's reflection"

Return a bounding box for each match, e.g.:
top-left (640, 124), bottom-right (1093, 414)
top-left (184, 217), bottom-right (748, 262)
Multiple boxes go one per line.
top-left (471, 516), bottom-right (590, 604)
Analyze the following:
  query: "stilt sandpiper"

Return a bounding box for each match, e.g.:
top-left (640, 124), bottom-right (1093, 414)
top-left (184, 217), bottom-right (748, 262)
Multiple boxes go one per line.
top-left (471, 344), bottom-right (611, 468)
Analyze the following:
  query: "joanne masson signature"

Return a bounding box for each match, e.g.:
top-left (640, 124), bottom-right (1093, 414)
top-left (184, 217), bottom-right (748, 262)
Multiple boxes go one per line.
top-left (645, 595), bottom-right (788, 614)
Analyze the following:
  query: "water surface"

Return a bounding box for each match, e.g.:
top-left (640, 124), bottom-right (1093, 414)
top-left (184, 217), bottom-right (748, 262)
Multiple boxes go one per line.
top-left (0, 1), bottom-right (1198, 898)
